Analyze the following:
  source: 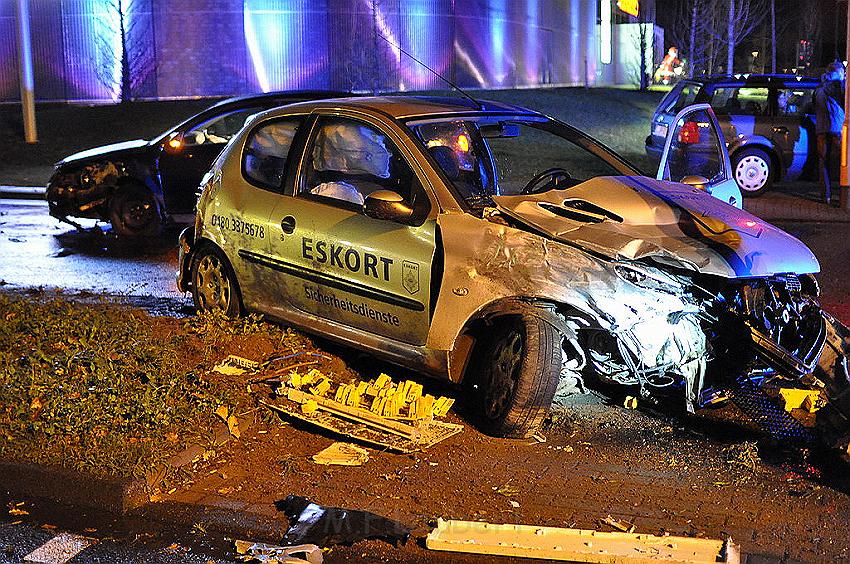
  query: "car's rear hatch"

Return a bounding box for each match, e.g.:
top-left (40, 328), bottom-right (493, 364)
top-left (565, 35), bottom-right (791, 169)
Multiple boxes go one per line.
top-left (646, 81), bottom-right (704, 156)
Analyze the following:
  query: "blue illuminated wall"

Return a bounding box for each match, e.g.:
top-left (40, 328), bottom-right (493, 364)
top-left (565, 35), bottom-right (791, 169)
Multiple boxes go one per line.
top-left (0, 0), bottom-right (615, 103)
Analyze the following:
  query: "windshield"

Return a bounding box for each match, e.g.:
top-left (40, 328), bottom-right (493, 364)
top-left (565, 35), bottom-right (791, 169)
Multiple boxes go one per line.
top-left (408, 116), bottom-right (636, 209)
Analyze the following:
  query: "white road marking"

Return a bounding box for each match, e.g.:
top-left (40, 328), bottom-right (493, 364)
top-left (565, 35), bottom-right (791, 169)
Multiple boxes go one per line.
top-left (23, 532), bottom-right (96, 564)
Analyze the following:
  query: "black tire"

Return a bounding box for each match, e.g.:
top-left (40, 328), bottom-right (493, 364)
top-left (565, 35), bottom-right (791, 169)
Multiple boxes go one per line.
top-left (469, 314), bottom-right (561, 438)
top-left (109, 184), bottom-right (162, 237)
top-left (190, 245), bottom-right (243, 317)
top-left (732, 148), bottom-right (774, 196)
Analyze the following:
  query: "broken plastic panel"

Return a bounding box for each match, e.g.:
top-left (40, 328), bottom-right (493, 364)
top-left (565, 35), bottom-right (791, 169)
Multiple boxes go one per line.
top-left (276, 495), bottom-right (410, 547)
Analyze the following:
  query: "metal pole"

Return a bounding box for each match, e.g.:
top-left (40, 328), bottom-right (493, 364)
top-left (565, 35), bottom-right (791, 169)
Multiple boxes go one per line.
top-left (15, 0), bottom-right (37, 144)
top-left (841, 0), bottom-right (850, 209)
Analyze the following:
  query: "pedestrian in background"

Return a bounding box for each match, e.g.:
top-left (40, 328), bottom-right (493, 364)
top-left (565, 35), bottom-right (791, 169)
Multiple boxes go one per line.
top-left (814, 61), bottom-right (845, 206)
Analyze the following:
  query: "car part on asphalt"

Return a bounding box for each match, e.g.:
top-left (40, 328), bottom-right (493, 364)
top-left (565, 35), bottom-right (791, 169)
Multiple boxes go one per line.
top-left (234, 540), bottom-right (323, 564)
top-left (311, 442), bottom-right (370, 466)
top-left (177, 95), bottom-right (850, 456)
top-left (425, 518), bottom-right (740, 562)
top-left (276, 495), bottom-right (410, 547)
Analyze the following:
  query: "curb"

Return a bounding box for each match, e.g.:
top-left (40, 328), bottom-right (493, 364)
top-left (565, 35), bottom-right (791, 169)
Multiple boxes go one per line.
top-left (0, 185), bottom-right (46, 200)
top-left (0, 460), bottom-right (285, 544)
top-left (0, 461), bottom-right (148, 514)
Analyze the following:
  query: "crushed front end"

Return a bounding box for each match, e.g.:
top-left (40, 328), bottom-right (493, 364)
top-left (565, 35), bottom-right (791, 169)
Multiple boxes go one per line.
top-left (46, 161), bottom-right (126, 224)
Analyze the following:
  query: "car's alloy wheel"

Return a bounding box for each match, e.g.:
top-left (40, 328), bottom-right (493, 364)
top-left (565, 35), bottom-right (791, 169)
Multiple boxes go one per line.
top-left (733, 148), bottom-right (773, 196)
top-left (471, 314), bottom-right (561, 438)
top-left (191, 248), bottom-right (241, 317)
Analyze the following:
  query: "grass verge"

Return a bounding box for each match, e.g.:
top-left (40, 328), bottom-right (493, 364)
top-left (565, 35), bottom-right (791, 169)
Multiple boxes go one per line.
top-left (0, 292), bottom-right (310, 479)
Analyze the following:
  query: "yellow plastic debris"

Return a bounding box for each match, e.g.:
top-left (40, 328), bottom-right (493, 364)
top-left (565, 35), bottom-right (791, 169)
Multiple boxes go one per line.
top-left (432, 396), bottom-right (455, 417)
top-left (312, 442), bottom-right (370, 466)
top-left (310, 378), bottom-right (331, 397)
top-left (214, 405), bottom-right (229, 421)
top-left (301, 400), bottom-right (319, 414)
top-left (778, 388), bottom-right (822, 413)
top-left (374, 373), bottom-right (392, 389)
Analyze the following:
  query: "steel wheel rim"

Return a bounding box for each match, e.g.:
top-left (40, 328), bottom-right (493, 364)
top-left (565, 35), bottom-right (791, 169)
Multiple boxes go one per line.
top-left (734, 155), bottom-right (769, 192)
top-left (194, 254), bottom-right (231, 311)
top-left (484, 330), bottom-right (524, 419)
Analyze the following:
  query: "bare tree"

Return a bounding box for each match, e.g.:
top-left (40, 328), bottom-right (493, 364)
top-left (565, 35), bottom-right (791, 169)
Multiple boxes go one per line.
top-left (770, 0), bottom-right (776, 73)
top-left (93, 0), bottom-right (156, 102)
top-left (723, 0), bottom-right (767, 74)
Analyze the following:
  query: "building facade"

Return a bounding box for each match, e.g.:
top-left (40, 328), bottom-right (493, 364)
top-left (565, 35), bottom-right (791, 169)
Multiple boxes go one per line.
top-left (1, 0), bottom-right (657, 103)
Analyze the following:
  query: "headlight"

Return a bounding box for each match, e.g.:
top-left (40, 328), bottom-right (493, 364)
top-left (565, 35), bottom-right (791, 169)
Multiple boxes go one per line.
top-left (614, 263), bottom-right (683, 295)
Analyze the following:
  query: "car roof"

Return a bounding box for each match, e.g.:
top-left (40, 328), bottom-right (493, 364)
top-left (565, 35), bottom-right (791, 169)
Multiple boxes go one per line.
top-left (262, 95), bottom-right (543, 120)
top-left (683, 74), bottom-right (820, 87)
top-left (209, 90), bottom-right (352, 109)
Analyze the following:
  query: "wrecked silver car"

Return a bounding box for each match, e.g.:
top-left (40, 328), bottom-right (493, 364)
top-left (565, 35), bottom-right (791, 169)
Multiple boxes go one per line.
top-left (176, 96), bottom-right (849, 452)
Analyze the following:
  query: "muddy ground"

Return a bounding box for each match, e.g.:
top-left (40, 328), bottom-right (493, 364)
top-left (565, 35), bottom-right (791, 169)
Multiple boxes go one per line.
top-left (131, 309), bottom-right (850, 563)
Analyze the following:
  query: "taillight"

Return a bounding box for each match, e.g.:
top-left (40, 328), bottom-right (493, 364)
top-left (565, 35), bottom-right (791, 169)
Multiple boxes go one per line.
top-left (678, 121), bottom-right (700, 144)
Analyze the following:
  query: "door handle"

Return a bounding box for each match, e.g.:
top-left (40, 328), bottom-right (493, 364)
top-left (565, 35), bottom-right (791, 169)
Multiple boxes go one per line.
top-left (280, 215), bottom-right (296, 234)
top-left (773, 126), bottom-right (788, 134)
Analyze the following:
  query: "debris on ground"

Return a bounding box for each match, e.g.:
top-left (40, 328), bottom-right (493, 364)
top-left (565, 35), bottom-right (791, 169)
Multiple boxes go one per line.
top-left (600, 514), bottom-right (636, 533)
top-left (7, 501), bottom-right (28, 516)
top-left (723, 441), bottom-right (761, 472)
top-left (213, 355), bottom-right (261, 376)
top-left (425, 519), bottom-right (740, 563)
top-left (778, 388), bottom-right (823, 413)
top-left (312, 442), bottom-right (370, 466)
top-left (214, 405), bottom-right (241, 439)
top-left (23, 532), bottom-right (97, 564)
top-left (623, 396), bottom-right (638, 409)
top-left (264, 371), bottom-right (461, 453)
top-left (276, 495), bottom-right (410, 547)
top-left (234, 540), bottom-right (323, 564)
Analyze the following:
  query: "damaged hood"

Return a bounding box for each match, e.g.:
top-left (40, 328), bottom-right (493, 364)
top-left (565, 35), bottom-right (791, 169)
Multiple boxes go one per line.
top-left (493, 176), bottom-right (819, 278)
top-left (58, 139), bottom-right (150, 166)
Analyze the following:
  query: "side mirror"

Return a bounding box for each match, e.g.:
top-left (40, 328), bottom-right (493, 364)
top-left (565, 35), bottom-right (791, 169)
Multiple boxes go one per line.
top-left (680, 175), bottom-right (712, 193)
top-left (364, 190), bottom-right (413, 224)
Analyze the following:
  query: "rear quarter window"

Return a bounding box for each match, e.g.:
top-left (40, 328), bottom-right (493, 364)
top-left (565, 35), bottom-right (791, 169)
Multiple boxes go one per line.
top-left (663, 82), bottom-right (702, 113)
top-left (242, 118), bottom-right (302, 191)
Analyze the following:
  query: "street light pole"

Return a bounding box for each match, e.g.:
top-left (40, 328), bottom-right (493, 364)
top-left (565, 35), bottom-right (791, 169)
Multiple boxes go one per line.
top-left (15, 0), bottom-right (37, 144)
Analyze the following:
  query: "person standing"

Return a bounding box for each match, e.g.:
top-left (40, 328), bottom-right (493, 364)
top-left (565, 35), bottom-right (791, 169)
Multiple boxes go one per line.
top-left (814, 61), bottom-right (846, 206)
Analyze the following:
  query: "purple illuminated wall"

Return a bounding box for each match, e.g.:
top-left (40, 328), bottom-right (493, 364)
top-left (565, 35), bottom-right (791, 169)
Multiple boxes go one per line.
top-left (0, 0), bottom-right (605, 103)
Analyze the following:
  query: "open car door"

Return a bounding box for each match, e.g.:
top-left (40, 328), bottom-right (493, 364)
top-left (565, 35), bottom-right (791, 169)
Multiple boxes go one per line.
top-left (657, 103), bottom-right (742, 209)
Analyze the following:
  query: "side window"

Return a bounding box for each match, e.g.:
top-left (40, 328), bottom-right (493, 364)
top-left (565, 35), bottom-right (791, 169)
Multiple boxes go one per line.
top-left (243, 118), bottom-right (302, 190)
top-left (665, 108), bottom-right (725, 183)
top-left (298, 117), bottom-right (424, 212)
top-left (184, 108), bottom-right (260, 146)
top-left (710, 87), bottom-right (768, 116)
top-left (776, 88), bottom-right (814, 116)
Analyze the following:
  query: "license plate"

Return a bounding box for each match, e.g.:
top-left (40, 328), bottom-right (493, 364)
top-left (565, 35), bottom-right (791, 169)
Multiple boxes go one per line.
top-left (653, 123), bottom-right (668, 138)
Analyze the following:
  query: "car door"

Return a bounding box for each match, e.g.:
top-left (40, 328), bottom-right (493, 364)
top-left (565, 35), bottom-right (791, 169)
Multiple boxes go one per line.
top-left (258, 113), bottom-right (437, 346)
top-left (157, 107), bottom-right (263, 213)
top-left (657, 103), bottom-right (742, 208)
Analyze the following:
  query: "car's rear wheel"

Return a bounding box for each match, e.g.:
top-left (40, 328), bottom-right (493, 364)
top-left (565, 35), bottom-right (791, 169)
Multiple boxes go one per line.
top-left (190, 245), bottom-right (242, 317)
top-left (109, 184), bottom-right (162, 236)
top-left (733, 148), bottom-right (773, 196)
top-left (469, 314), bottom-right (561, 438)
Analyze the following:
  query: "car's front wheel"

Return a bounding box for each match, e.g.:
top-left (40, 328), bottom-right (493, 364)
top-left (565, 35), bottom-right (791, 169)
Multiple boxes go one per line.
top-left (733, 148), bottom-right (773, 196)
top-left (109, 184), bottom-right (162, 236)
top-left (470, 314), bottom-right (561, 438)
top-left (190, 245), bottom-right (242, 317)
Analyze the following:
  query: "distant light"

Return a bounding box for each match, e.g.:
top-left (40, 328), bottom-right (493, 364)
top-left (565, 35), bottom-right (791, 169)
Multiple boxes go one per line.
top-left (741, 219), bottom-right (759, 228)
top-left (168, 138), bottom-right (182, 150)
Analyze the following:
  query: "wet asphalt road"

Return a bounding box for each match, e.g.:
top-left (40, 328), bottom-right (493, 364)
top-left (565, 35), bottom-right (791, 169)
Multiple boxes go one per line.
top-left (0, 199), bottom-right (193, 313)
top-left (2, 198), bottom-right (850, 317)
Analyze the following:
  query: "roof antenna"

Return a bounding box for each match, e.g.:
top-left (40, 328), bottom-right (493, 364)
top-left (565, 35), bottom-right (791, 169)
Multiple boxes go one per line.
top-left (375, 32), bottom-right (484, 110)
